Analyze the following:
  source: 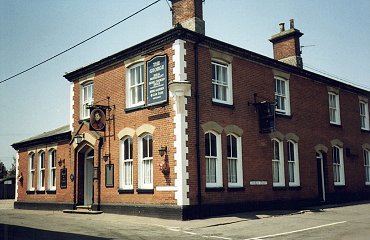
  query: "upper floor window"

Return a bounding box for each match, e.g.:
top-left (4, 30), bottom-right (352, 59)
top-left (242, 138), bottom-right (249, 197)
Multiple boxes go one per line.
top-left (81, 82), bottom-right (94, 119)
top-left (38, 151), bottom-right (45, 190)
top-left (275, 77), bottom-right (290, 115)
top-left (28, 153), bottom-right (35, 191)
top-left (138, 134), bottom-right (153, 189)
top-left (126, 63), bottom-right (144, 108)
top-left (48, 149), bottom-right (56, 191)
top-left (227, 134), bottom-right (243, 187)
top-left (287, 141), bottom-right (300, 186)
top-left (272, 139), bottom-right (285, 187)
top-left (212, 61), bottom-right (233, 105)
top-left (364, 149), bottom-right (370, 185)
top-left (360, 101), bottom-right (369, 130)
top-left (332, 146), bottom-right (345, 186)
top-left (328, 92), bottom-right (341, 125)
top-left (205, 131), bottom-right (223, 188)
top-left (120, 137), bottom-right (133, 189)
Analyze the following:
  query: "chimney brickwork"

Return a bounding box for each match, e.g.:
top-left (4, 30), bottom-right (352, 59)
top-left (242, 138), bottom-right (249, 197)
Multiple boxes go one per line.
top-left (171, 0), bottom-right (205, 34)
top-left (270, 19), bottom-right (303, 68)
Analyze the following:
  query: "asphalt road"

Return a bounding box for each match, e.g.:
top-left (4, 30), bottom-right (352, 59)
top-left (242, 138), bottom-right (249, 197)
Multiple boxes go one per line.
top-left (0, 201), bottom-right (369, 240)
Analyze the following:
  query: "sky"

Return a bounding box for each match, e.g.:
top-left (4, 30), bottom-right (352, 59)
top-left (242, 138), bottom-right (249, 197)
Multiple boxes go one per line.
top-left (0, 0), bottom-right (369, 169)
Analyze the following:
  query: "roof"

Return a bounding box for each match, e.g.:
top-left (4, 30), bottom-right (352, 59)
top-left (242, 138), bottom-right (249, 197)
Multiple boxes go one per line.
top-left (12, 125), bottom-right (71, 150)
top-left (64, 25), bottom-right (369, 97)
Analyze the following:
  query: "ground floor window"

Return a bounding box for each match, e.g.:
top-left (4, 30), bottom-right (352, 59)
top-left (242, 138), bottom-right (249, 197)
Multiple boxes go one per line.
top-left (364, 149), bottom-right (370, 185)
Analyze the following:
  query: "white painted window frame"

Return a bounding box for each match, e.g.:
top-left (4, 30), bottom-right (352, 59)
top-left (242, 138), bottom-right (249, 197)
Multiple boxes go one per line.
top-left (364, 149), bottom-right (370, 185)
top-left (211, 60), bottom-right (233, 105)
top-left (205, 131), bottom-right (223, 188)
top-left (28, 153), bottom-right (35, 191)
top-left (287, 140), bottom-right (300, 187)
top-left (328, 92), bottom-right (341, 125)
top-left (360, 101), bottom-right (369, 130)
top-left (138, 134), bottom-right (153, 189)
top-left (48, 149), bottom-right (56, 191)
top-left (126, 62), bottom-right (144, 108)
top-left (332, 146), bottom-right (345, 186)
top-left (227, 134), bottom-right (243, 188)
top-left (120, 136), bottom-right (134, 189)
top-left (275, 77), bottom-right (290, 115)
top-left (38, 151), bottom-right (45, 191)
top-left (80, 81), bottom-right (94, 120)
top-left (272, 138), bottom-right (285, 187)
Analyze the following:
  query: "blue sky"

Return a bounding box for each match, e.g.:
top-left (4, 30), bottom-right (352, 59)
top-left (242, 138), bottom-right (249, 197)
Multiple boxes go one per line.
top-left (0, 0), bottom-right (369, 169)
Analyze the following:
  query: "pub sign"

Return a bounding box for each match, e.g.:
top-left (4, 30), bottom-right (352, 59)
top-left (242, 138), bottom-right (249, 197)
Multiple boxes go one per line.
top-left (146, 55), bottom-right (168, 106)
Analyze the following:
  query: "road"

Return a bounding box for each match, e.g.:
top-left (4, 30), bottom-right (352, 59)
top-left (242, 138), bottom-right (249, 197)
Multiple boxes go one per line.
top-left (0, 201), bottom-right (369, 239)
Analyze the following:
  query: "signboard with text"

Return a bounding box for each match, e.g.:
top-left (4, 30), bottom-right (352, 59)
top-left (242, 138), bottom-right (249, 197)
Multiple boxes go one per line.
top-left (146, 55), bottom-right (168, 106)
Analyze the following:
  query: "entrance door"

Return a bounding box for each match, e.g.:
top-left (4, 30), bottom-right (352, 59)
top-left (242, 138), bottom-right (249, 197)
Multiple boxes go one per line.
top-left (84, 149), bottom-right (94, 206)
top-left (316, 152), bottom-right (326, 202)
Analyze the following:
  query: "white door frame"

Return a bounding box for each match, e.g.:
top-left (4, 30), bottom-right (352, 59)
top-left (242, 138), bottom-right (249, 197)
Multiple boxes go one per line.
top-left (316, 152), bottom-right (326, 202)
top-left (84, 149), bottom-right (94, 206)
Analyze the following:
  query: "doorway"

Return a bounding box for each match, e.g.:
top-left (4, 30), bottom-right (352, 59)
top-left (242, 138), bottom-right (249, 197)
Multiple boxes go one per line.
top-left (84, 149), bottom-right (94, 206)
top-left (77, 146), bottom-right (94, 207)
top-left (316, 152), bottom-right (326, 202)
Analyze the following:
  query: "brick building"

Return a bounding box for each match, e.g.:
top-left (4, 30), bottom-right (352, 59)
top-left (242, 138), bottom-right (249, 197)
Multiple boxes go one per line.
top-left (12, 0), bottom-right (370, 219)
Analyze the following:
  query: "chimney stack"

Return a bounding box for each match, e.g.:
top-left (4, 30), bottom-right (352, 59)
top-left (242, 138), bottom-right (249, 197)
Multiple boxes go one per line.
top-left (171, 0), bottom-right (205, 35)
top-left (269, 19), bottom-right (304, 68)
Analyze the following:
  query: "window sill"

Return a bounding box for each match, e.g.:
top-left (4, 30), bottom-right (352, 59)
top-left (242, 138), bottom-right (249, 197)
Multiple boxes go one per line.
top-left (330, 123), bottom-right (342, 128)
top-left (36, 190), bottom-right (46, 194)
top-left (361, 129), bottom-right (370, 133)
top-left (205, 187), bottom-right (224, 192)
top-left (288, 186), bottom-right (301, 190)
top-left (227, 187), bottom-right (244, 192)
top-left (334, 184), bottom-right (346, 189)
top-left (275, 112), bottom-right (292, 119)
top-left (26, 190), bottom-right (35, 194)
top-left (211, 101), bottom-right (235, 109)
top-left (136, 188), bottom-right (154, 194)
top-left (46, 190), bottom-right (56, 194)
top-left (118, 189), bottom-right (134, 194)
top-left (125, 105), bottom-right (145, 113)
top-left (272, 186), bottom-right (286, 190)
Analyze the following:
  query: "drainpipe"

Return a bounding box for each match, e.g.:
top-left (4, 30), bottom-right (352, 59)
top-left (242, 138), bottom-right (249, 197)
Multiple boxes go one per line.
top-left (97, 137), bottom-right (103, 211)
top-left (194, 37), bottom-right (202, 206)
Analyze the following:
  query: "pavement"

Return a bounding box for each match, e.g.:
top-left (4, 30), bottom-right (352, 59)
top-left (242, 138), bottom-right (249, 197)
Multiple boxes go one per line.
top-left (1, 199), bottom-right (369, 240)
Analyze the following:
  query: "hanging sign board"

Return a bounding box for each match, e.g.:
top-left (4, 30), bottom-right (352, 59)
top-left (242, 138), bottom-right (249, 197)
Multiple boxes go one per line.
top-left (256, 102), bottom-right (276, 133)
top-left (146, 55), bottom-right (168, 106)
top-left (89, 107), bottom-right (106, 131)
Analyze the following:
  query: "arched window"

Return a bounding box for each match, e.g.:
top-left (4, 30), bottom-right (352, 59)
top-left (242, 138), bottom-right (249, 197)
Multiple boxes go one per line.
top-left (227, 134), bottom-right (243, 187)
top-left (48, 149), bottom-right (57, 191)
top-left (28, 153), bottom-right (35, 191)
top-left (272, 139), bottom-right (285, 187)
top-left (120, 137), bottom-right (133, 189)
top-left (205, 131), bottom-right (223, 188)
top-left (138, 134), bottom-right (153, 189)
top-left (38, 151), bottom-right (45, 190)
top-left (287, 140), bottom-right (300, 186)
top-left (332, 146), bottom-right (345, 186)
top-left (364, 149), bottom-right (370, 185)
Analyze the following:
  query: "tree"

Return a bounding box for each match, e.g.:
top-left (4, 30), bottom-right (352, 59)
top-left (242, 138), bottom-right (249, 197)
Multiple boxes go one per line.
top-left (8, 156), bottom-right (16, 176)
top-left (0, 160), bottom-right (7, 179)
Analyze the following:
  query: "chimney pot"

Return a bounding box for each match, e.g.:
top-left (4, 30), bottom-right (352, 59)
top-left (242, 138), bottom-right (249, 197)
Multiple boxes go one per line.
top-left (290, 19), bottom-right (295, 29)
top-left (279, 23), bottom-right (285, 32)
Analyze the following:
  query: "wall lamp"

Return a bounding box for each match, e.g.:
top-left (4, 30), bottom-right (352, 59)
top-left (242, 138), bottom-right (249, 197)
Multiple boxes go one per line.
top-left (74, 133), bottom-right (84, 144)
top-left (58, 159), bottom-right (65, 167)
top-left (158, 146), bottom-right (168, 157)
top-left (103, 154), bottom-right (110, 162)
